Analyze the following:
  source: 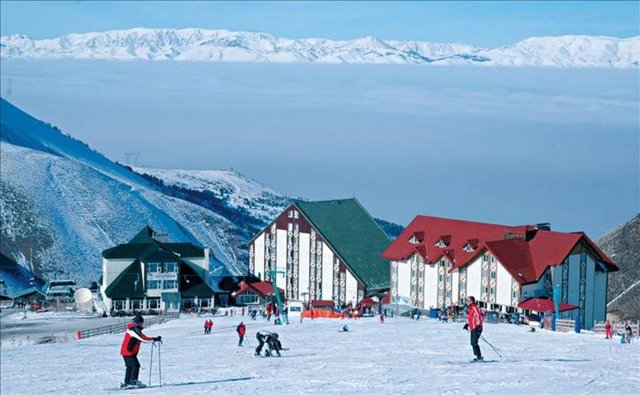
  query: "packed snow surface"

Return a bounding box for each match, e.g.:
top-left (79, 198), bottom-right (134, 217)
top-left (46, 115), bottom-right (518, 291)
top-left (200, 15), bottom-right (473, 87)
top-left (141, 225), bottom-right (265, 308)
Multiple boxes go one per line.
top-left (1, 314), bottom-right (639, 394)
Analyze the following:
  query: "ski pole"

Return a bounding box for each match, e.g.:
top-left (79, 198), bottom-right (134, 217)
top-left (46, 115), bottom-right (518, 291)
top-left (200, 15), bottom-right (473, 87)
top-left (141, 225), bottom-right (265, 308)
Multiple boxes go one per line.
top-left (158, 341), bottom-right (162, 386)
top-left (480, 335), bottom-right (502, 358)
top-left (149, 342), bottom-right (155, 386)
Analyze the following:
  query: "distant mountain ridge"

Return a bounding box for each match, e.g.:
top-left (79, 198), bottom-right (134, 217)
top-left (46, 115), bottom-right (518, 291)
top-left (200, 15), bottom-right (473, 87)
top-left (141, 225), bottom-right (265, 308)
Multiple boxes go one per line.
top-left (1, 28), bottom-right (638, 68)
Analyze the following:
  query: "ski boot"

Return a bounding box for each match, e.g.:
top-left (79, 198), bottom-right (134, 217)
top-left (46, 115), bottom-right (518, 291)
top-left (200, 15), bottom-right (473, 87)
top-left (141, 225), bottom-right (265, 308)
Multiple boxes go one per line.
top-left (131, 380), bottom-right (147, 388)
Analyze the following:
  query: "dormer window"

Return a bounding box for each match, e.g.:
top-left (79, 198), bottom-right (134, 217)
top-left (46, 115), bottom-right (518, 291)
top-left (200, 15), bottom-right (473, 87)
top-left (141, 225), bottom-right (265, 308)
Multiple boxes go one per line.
top-left (463, 238), bottom-right (479, 253)
top-left (435, 235), bottom-right (451, 248)
top-left (409, 231), bottom-right (424, 245)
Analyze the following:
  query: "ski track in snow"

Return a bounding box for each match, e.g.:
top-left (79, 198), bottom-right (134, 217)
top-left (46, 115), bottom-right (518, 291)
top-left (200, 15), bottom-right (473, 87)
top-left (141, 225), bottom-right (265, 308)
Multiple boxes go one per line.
top-left (1, 315), bottom-right (639, 394)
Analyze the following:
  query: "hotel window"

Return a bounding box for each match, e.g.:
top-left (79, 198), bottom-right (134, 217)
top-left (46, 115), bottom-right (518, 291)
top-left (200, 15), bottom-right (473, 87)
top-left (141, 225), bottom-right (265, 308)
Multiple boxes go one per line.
top-left (132, 300), bottom-right (142, 310)
top-left (148, 280), bottom-right (161, 290)
top-left (147, 263), bottom-right (160, 273)
top-left (294, 210), bottom-right (299, 219)
top-left (148, 299), bottom-right (160, 309)
top-left (288, 223), bottom-right (293, 231)
top-left (490, 272), bottom-right (497, 279)
top-left (164, 262), bottom-right (177, 273)
top-left (163, 280), bottom-right (177, 289)
top-left (409, 235), bottom-right (419, 244)
top-left (482, 254), bottom-right (489, 263)
top-left (288, 210), bottom-right (293, 218)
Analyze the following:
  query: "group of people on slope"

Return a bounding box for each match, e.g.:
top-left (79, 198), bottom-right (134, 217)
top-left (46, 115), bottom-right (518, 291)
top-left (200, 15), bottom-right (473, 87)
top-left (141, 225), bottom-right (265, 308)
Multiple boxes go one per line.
top-left (604, 320), bottom-right (634, 343)
top-left (203, 319), bottom-right (214, 334)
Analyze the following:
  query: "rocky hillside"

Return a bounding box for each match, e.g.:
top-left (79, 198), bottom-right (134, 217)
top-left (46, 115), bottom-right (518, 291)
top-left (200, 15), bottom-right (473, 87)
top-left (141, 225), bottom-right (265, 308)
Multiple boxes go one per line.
top-left (597, 214), bottom-right (640, 320)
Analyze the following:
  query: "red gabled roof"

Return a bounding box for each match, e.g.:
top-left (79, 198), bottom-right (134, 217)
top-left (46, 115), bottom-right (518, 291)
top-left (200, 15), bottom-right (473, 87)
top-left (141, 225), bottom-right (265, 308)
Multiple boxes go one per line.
top-left (381, 215), bottom-right (530, 268)
top-left (382, 215), bottom-right (617, 286)
top-left (311, 300), bottom-right (335, 308)
top-left (485, 230), bottom-right (617, 284)
top-left (234, 281), bottom-right (283, 298)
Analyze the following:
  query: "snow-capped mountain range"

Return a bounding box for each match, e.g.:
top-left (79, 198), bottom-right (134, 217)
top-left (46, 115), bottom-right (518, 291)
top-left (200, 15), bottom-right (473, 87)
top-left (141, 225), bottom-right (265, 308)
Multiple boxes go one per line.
top-left (1, 28), bottom-right (638, 68)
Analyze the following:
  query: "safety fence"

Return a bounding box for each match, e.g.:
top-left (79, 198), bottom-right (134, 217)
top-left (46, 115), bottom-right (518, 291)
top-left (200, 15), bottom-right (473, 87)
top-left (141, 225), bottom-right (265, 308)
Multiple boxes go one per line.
top-left (75, 312), bottom-right (180, 340)
top-left (554, 318), bottom-right (576, 333)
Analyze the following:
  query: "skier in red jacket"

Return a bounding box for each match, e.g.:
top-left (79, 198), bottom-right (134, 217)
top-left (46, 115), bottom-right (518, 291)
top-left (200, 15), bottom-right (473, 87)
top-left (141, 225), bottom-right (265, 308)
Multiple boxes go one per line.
top-left (236, 321), bottom-right (246, 346)
top-left (463, 296), bottom-right (483, 362)
top-left (120, 313), bottom-right (161, 388)
top-left (605, 321), bottom-right (612, 339)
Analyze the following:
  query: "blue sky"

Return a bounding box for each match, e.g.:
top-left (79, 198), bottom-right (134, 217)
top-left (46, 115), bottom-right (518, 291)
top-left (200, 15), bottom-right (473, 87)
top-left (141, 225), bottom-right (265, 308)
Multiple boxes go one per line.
top-left (1, 1), bottom-right (638, 46)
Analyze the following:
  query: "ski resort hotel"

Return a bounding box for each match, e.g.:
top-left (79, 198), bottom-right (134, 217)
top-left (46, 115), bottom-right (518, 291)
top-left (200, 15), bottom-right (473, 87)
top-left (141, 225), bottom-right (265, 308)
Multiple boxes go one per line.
top-left (382, 216), bottom-right (617, 330)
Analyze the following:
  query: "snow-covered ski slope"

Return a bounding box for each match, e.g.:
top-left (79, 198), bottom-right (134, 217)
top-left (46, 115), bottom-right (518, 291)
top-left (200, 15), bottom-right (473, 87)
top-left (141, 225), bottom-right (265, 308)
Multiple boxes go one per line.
top-left (1, 315), bottom-right (638, 394)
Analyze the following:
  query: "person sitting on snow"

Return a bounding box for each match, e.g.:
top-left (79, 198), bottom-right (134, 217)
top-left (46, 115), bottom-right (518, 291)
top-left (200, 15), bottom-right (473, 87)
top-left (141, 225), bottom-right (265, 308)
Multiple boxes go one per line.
top-left (120, 313), bottom-right (161, 389)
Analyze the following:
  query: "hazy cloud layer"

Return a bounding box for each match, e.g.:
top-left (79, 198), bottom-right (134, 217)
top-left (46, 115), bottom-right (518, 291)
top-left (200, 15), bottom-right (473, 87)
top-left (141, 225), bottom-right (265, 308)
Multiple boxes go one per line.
top-left (1, 60), bottom-right (637, 237)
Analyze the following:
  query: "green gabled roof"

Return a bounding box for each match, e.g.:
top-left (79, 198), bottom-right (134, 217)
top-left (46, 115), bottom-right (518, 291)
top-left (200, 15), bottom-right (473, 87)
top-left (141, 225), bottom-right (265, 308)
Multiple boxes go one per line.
top-left (102, 226), bottom-right (205, 260)
top-left (129, 226), bottom-right (156, 244)
top-left (177, 258), bottom-right (215, 297)
top-left (103, 243), bottom-right (157, 259)
top-left (295, 198), bottom-right (391, 291)
top-left (104, 259), bottom-right (145, 299)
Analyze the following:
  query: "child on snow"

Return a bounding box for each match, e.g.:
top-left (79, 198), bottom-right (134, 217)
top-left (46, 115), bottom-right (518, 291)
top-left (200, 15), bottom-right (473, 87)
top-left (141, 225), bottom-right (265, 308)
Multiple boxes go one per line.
top-left (624, 326), bottom-right (633, 344)
top-left (237, 321), bottom-right (246, 346)
top-left (120, 313), bottom-right (161, 389)
top-left (605, 321), bottom-right (612, 339)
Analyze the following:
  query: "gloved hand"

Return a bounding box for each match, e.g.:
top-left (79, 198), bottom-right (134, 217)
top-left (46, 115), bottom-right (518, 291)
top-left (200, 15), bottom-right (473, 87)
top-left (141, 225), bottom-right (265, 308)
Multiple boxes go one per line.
top-left (154, 336), bottom-right (162, 342)
top-left (463, 323), bottom-right (469, 331)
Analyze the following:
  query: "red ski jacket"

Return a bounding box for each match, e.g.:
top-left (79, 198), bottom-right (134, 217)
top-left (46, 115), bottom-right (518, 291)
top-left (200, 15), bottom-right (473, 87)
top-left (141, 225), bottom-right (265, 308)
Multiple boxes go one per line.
top-left (237, 324), bottom-right (246, 337)
top-left (120, 322), bottom-right (154, 357)
top-left (467, 303), bottom-right (483, 331)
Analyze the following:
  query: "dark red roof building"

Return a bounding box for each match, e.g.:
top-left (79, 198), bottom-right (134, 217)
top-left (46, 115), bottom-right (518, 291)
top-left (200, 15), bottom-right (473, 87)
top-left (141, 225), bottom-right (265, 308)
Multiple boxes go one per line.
top-left (382, 215), bottom-right (617, 330)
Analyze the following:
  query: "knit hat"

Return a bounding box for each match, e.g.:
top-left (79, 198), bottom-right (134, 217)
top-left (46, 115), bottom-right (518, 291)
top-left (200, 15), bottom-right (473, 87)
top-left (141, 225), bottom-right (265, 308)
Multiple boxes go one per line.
top-left (132, 313), bottom-right (144, 325)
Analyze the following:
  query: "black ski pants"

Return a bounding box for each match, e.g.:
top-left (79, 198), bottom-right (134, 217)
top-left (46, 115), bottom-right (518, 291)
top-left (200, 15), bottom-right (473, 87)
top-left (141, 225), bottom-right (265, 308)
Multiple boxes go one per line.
top-left (123, 355), bottom-right (140, 384)
top-left (238, 335), bottom-right (244, 346)
top-left (470, 327), bottom-right (482, 359)
top-left (255, 334), bottom-right (266, 354)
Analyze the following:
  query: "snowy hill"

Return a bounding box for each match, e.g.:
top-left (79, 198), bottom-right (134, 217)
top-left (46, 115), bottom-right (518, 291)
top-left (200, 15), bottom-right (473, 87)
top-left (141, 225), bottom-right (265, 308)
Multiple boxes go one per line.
top-left (0, 98), bottom-right (287, 285)
top-left (132, 167), bottom-right (290, 223)
top-left (1, 28), bottom-right (638, 68)
top-left (0, 99), bottom-right (402, 290)
top-left (597, 214), bottom-right (640, 320)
